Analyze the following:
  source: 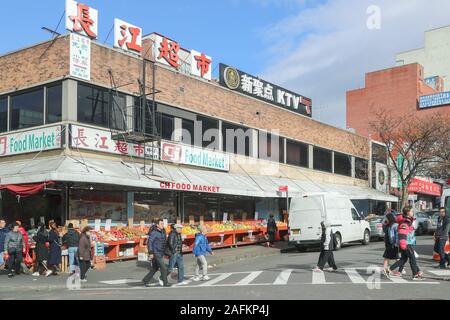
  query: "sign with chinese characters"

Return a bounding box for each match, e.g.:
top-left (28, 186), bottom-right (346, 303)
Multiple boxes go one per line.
top-left (419, 91), bottom-right (450, 109)
top-left (70, 33), bottom-right (91, 81)
top-left (114, 18), bottom-right (143, 55)
top-left (219, 63), bottom-right (312, 117)
top-left (190, 49), bottom-right (212, 81)
top-left (150, 33), bottom-right (191, 75)
top-left (70, 125), bottom-right (159, 160)
top-left (161, 142), bottom-right (230, 172)
top-left (0, 126), bottom-right (62, 157)
top-left (66, 0), bottom-right (98, 39)
top-left (408, 178), bottom-right (442, 197)
top-left (160, 182), bottom-right (221, 193)
top-left (375, 162), bottom-right (388, 193)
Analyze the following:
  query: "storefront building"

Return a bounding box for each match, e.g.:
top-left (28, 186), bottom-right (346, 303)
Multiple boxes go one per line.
top-left (0, 5), bottom-right (396, 230)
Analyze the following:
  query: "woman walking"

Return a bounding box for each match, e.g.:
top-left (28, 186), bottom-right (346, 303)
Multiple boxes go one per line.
top-left (382, 213), bottom-right (399, 278)
top-left (266, 215), bottom-right (278, 248)
top-left (78, 226), bottom-right (93, 282)
top-left (32, 223), bottom-right (49, 276)
top-left (46, 222), bottom-right (62, 277)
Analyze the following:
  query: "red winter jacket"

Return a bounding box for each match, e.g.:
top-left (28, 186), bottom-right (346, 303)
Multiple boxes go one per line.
top-left (396, 215), bottom-right (414, 251)
top-left (18, 227), bottom-right (29, 254)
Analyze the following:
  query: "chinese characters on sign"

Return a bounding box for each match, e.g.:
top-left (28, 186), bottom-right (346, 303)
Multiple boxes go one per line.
top-left (407, 178), bottom-right (442, 197)
top-left (66, 0), bottom-right (98, 39)
top-left (219, 63), bottom-right (312, 117)
top-left (150, 34), bottom-right (191, 76)
top-left (158, 36), bottom-right (181, 68)
top-left (191, 49), bottom-right (212, 80)
top-left (70, 33), bottom-right (91, 81)
top-left (419, 91), bottom-right (450, 109)
top-left (70, 125), bottom-right (159, 160)
top-left (114, 19), bottom-right (143, 54)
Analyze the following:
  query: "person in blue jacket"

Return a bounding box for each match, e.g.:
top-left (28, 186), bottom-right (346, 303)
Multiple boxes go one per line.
top-left (192, 225), bottom-right (214, 281)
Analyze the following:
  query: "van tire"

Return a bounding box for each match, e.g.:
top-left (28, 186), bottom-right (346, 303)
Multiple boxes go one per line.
top-left (362, 230), bottom-right (370, 245)
top-left (334, 233), bottom-right (342, 250)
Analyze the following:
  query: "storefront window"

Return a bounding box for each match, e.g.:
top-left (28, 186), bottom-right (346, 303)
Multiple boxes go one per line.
top-left (286, 140), bottom-right (308, 168)
top-left (156, 112), bottom-right (174, 140)
top-left (313, 147), bottom-right (332, 173)
top-left (334, 152), bottom-right (352, 176)
top-left (69, 189), bottom-right (127, 221)
top-left (222, 122), bottom-right (252, 157)
top-left (355, 157), bottom-right (369, 180)
top-left (0, 97), bottom-right (7, 133)
top-left (46, 84), bottom-right (62, 124)
top-left (10, 88), bottom-right (44, 130)
top-left (133, 191), bottom-right (177, 223)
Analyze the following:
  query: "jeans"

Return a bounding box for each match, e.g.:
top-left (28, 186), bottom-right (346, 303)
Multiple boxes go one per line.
top-left (0, 252), bottom-right (4, 266)
top-left (317, 250), bottom-right (337, 270)
top-left (68, 247), bottom-right (79, 273)
top-left (390, 245), bottom-right (420, 275)
top-left (7, 248), bottom-right (23, 273)
top-left (434, 239), bottom-right (449, 267)
top-left (168, 253), bottom-right (185, 283)
top-left (79, 260), bottom-right (91, 280)
top-left (142, 255), bottom-right (169, 285)
top-left (195, 255), bottom-right (208, 277)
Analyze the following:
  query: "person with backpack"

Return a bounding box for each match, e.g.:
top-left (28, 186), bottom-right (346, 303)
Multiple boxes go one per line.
top-left (313, 220), bottom-right (338, 273)
top-left (382, 213), bottom-right (399, 278)
top-left (389, 207), bottom-right (424, 280)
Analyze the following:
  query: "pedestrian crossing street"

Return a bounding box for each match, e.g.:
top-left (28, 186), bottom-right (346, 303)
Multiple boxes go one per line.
top-left (97, 267), bottom-right (448, 289)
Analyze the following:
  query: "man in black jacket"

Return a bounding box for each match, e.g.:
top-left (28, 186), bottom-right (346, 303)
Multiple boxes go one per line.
top-left (167, 224), bottom-right (187, 286)
top-left (63, 223), bottom-right (81, 274)
top-left (142, 219), bottom-right (171, 287)
top-left (434, 207), bottom-right (450, 269)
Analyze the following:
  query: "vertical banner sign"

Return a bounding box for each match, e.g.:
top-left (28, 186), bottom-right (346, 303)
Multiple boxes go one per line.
top-left (105, 219), bottom-right (112, 231)
top-left (223, 212), bottom-right (228, 223)
top-left (70, 33), bottom-right (91, 81)
top-left (114, 19), bottom-right (143, 55)
top-left (66, 0), bottom-right (98, 39)
top-left (191, 49), bottom-right (212, 81)
top-left (94, 219), bottom-right (101, 232)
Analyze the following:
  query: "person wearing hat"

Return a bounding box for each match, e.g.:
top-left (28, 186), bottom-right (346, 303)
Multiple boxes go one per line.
top-left (78, 226), bottom-right (93, 282)
top-left (63, 223), bottom-right (81, 275)
top-left (166, 223), bottom-right (188, 286)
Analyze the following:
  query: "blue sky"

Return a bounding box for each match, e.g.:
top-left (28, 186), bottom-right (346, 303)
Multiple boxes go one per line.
top-left (1, 0), bottom-right (449, 128)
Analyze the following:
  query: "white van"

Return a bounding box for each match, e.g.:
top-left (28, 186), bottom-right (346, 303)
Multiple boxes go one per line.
top-left (288, 192), bottom-right (371, 251)
top-left (441, 188), bottom-right (450, 213)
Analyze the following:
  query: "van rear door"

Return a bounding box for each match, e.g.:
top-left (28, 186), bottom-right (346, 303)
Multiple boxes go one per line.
top-left (289, 195), bottom-right (324, 243)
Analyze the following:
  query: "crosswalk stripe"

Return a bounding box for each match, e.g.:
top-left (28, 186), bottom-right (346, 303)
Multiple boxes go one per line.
top-left (198, 273), bottom-right (233, 287)
top-left (312, 270), bottom-right (327, 284)
top-left (273, 269), bottom-right (293, 285)
top-left (236, 271), bottom-right (263, 285)
top-left (100, 279), bottom-right (141, 285)
top-left (345, 268), bottom-right (366, 284)
top-left (427, 270), bottom-right (450, 276)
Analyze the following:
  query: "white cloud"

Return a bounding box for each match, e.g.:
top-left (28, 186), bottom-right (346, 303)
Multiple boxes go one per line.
top-left (258, 0), bottom-right (450, 128)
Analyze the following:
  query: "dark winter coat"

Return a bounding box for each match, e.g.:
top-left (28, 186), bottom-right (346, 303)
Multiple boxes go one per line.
top-left (48, 230), bottom-right (62, 265)
top-left (147, 226), bottom-right (167, 257)
top-left (63, 229), bottom-right (81, 248)
top-left (435, 216), bottom-right (450, 240)
top-left (267, 218), bottom-right (278, 233)
top-left (33, 228), bottom-right (49, 263)
top-left (0, 227), bottom-right (9, 252)
top-left (78, 233), bottom-right (92, 261)
top-left (4, 230), bottom-right (24, 252)
top-left (166, 230), bottom-right (183, 256)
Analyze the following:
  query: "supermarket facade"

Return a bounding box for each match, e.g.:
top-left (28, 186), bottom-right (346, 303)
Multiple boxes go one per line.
top-left (0, 7), bottom-right (397, 228)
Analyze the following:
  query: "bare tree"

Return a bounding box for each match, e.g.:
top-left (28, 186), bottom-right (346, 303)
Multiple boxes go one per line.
top-left (370, 110), bottom-right (450, 209)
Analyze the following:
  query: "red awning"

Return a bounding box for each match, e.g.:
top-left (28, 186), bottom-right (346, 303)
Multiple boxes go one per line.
top-left (0, 181), bottom-right (55, 198)
top-left (408, 178), bottom-right (442, 197)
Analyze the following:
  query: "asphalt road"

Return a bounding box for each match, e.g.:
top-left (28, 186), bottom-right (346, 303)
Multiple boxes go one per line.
top-left (1, 236), bottom-right (449, 300)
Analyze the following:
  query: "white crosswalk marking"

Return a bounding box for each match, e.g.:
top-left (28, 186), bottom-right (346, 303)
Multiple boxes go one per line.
top-left (273, 269), bottom-right (293, 285)
top-left (100, 279), bottom-right (141, 285)
top-left (197, 273), bottom-right (233, 287)
top-left (236, 271), bottom-right (263, 285)
top-left (345, 268), bottom-right (367, 283)
top-left (312, 270), bottom-right (327, 284)
top-left (427, 270), bottom-right (450, 276)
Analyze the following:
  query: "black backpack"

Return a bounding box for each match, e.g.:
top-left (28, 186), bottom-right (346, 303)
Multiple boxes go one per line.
top-left (331, 230), bottom-right (338, 250)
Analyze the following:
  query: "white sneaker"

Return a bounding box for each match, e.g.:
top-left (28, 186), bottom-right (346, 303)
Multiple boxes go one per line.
top-left (176, 281), bottom-right (189, 286)
top-left (158, 279), bottom-right (164, 286)
top-left (312, 267), bottom-right (323, 273)
top-left (32, 272), bottom-right (40, 277)
top-left (401, 270), bottom-right (407, 275)
top-left (45, 270), bottom-right (53, 277)
top-left (192, 276), bottom-right (201, 282)
top-left (201, 276), bottom-right (211, 281)
top-left (81, 279), bottom-right (87, 283)
top-left (325, 268), bottom-right (337, 272)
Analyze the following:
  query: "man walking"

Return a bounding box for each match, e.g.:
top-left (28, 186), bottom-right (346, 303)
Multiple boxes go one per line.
top-left (4, 223), bottom-right (24, 277)
top-left (63, 223), bottom-right (81, 274)
top-left (142, 219), bottom-right (171, 287)
top-left (0, 220), bottom-right (8, 269)
top-left (167, 224), bottom-right (188, 286)
top-left (434, 207), bottom-right (450, 269)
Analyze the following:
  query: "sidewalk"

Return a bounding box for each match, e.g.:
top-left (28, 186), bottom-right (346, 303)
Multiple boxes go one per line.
top-left (0, 242), bottom-right (287, 292)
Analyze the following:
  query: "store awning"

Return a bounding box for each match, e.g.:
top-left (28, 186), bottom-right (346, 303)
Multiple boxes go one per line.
top-left (0, 155), bottom-right (397, 202)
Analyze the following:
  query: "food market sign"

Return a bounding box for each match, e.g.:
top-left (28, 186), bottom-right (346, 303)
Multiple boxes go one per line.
top-left (419, 91), bottom-right (450, 109)
top-left (161, 142), bottom-right (230, 171)
top-left (0, 126), bottom-right (62, 157)
top-left (219, 63), bottom-right (312, 117)
top-left (70, 125), bottom-right (159, 160)
top-left (160, 182), bottom-right (220, 193)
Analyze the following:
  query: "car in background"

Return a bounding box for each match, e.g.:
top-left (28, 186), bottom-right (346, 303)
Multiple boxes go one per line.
top-left (367, 215), bottom-right (385, 241)
top-left (414, 212), bottom-right (433, 236)
top-left (427, 212), bottom-right (440, 235)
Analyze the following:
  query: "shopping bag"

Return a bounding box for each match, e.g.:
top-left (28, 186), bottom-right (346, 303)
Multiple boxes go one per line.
top-left (24, 252), bottom-right (33, 266)
top-left (414, 250), bottom-right (420, 259)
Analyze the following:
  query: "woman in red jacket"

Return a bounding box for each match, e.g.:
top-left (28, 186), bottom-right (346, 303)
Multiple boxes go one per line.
top-left (16, 221), bottom-right (30, 273)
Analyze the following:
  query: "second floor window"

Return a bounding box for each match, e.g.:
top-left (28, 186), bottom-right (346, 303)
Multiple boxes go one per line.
top-left (10, 88), bottom-right (44, 130)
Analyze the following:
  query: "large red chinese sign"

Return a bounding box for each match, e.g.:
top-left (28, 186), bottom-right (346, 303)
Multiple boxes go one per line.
top-left (114, 18), bottom-right (143, 54)
top-left (408, 178), bottom-right (442, 197)
top-left (66, 0), bottom-right (98, 39)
